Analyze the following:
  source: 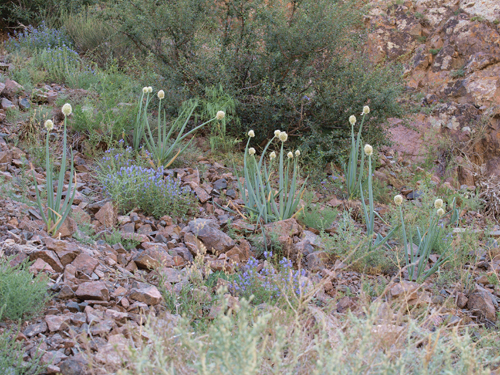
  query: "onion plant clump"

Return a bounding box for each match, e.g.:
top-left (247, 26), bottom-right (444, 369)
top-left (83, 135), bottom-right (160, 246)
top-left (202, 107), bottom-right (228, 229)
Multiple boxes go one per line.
top-left (97, 145), bottom-right (195, 219)
top-left (236, 130), bottom-right (307, 224)
top-left (395, 196), bottom-right (451, 281)
top-left (33, 104), bottom-right (77, 237)
top-left (133, 87), bottom-right (223, 168)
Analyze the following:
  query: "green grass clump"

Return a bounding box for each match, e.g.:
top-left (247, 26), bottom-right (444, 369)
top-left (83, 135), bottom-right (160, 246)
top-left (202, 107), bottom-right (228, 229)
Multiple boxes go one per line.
top-left (0, 257), bottom-right (50, 321)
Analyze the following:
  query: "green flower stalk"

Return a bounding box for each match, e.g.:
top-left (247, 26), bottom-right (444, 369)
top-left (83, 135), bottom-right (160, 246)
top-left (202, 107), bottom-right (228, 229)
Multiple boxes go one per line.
top-left (33, 105), bottom-right (77, 237)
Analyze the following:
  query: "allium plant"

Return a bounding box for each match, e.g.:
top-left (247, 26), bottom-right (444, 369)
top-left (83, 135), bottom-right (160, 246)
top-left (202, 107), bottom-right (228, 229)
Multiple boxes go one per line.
top-left (97, 146), bottom-right (195, 219)
top-left (396, 197), bottom-right (451, 281)
top-left (33, 105), bottom-right (77, 237)
top-left (230, 255), bottom-right (306, 306)
top-left (342, 107), bottom-right (370, 200)
top-left (236, 131), bottom-right (306, 224)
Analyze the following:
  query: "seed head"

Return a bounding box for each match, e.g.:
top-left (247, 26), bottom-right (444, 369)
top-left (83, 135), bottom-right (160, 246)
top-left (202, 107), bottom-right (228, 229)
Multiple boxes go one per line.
top-left (62, 103), bottom-right (72, 116)
top-left (269, 151), bottom-right (277, 160)
top-left (216, 111), bottom-right (225, 120)
top-left (364, 144), bottom-right (373, 156)
top-left (349, 115), bottom-right (356, 125)
top-left (287, 152), bottom-right (293, 159)
top-left (363, 106), bottom-right (370, 114)
top-left (157, 90), bottom-right (165, 99)
top-left (394, 195), bottom-right (403, 206)
top-left (434, 199), bottom-right (443, 209)
top-left (437, 208), bottom-right (445, 217)
top-left (295, 150), bottom-right (300, 157)
top-left (248, 130), bottom-right (255, 138)
top-left (279, 131), bottom-right (288, 142)
top-left (249, 147), bottom-right (256, 156)
top-left (44, 120), bottom-right (54, 131)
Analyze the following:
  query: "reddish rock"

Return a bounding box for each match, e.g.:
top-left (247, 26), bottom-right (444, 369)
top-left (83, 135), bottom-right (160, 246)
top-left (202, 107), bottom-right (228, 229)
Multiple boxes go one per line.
top-left (71, 253), bottom-right (99, 275)
top-left (29, 249), bottom-right (64, 273)
top-left (45, 315), bottom-right (71, 332)
top-left (3, 79), bottom-right (24, 98)
top-left (75, 281), bottom-right (110, 301)
top-left (128, 283), bottom-right (162, 305)
top-left (29, 258), bottom-right (55, 274)
top-left (188, 219), bottom-right (236, 254)
top-left (95, 202), bottom-right (117, 227)
top-left (57, 216), bottom-right (77, 238)
top-left (467, 288), bottom-right (497, 321)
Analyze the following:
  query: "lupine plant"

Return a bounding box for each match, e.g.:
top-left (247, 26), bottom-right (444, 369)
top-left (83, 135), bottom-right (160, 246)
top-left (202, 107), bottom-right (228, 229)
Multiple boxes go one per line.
top-left (134, 88), bottom-right (222, 168)
top-left (5, 22), bottom-right (74, 53)
top-left (395, 196), bottom-right (451, 281)
top-left (236, 130), bottom-right (307, 224)
top-left (342, 106), bottom-right (370, 200)
top-left (33, 104), bottom-right (77, 236)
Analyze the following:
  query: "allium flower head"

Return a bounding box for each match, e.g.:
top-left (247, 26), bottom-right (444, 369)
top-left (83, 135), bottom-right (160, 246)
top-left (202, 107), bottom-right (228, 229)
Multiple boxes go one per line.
top-left (437, 208), bottom-right (445, 217)
top-left (349, 115), bottom-right (356, 125)
top-left (147, 86), bottom-right (153, 93)
top-left (157, 90), bottom-right (165, 99)
top-left (295, 150), bottom-right (300, 157)
top-left (274, 130), bottom-right (281, 137)
top-left (44, 119), bottom-right (54, 131)
top-left (394, 195), bottom-right (403, 206)
top-left (279, 131), bottom-right (288, 142)
top-left (142, 87), bottom-right (148, 94)
top-left (269, 151), bottom-right (277, 160)
top-left (248, 130), bottom-right (255, 138)
top-left (364, 144), bottom-right (373, 156)
top-left (216, 111), bottom-right (225, 120)
top-left (62, 103), bottom-right (72, 116)
top-left (249, 147), bottom-right (256, 156)
top-left (434, 199), bottom-right (443, 209)
top-left (287, 151), bottom-right (293, 159)
top-left (363, 106), bottom-right (370, 114)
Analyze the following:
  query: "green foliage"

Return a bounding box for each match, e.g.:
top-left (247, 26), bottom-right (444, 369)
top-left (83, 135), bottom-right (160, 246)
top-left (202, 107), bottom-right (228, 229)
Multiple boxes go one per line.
top-left (299, 191), bottom-right (338, 231)
top-left (236, 132), bottom-right (306, 224)
top-left (33, 109), bottom-right (77, 236)
top-left (102, 228), bottom-right (140, 251)
top-left (430, 48), bottom-right (441, 55)
top-left (0, 257), bottom-right (50, 321)
top-left (342, 111), bottom-right (368, 199)
top-left (104, 0), bottom-right (403, 163)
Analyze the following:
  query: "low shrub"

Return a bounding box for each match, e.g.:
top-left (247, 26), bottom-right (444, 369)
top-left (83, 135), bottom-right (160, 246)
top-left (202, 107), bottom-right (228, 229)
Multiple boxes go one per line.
top-left (0, 324), bottom-right (46, 374)
top-left (0, 257), bottom-right (50, 321)
top-left (96, 146), bottom-right (196, 219)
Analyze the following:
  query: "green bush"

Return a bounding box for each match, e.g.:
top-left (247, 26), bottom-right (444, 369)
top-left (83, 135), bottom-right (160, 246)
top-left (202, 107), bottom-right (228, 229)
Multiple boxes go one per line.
top-left (104, 0), bottom-right (403, 162)
top-left (0, 257), bottom-right (50, 321)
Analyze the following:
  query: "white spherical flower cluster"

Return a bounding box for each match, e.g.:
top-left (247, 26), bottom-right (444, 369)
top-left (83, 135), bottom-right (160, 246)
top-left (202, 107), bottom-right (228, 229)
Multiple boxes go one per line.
top-left (364, 144), bottom-right (373, 156)
top-left (279, 131), bottom-right (288, 142)
top-left (349, 115), bottom-right (356, 125)
top-left (248, 130), bottom-right (255, 138)
top-left (216, 111), bottom-right (225, 120)
top-left (437, 208), bottom-right (445, 217)
top-left (44, 120), bottom-right (54, 131)
top-left (363, 106), bottom-right (370, 114)
top-left (295, 150), bottom-right (300, 157)
top-left (269, 151), bottom-right (277, 160)
top-left (158, 90), bottom-right (165, 99)
top-left (287, 152), bottom-right (293, 159)
top-left (147, 87), bottom-right (153, 93)
top-left (142, 87), bottom-right (148, 94)
top-left (434, 199), bottom-right (443, 209)
top-left (249, 147), bottom-right (256, 156)
top-left (274, 130), bottom-right (281, 137)
top-left (394, 195), bottom-right (403, 206)
top-left (62, 103), bottom-right (72, 117)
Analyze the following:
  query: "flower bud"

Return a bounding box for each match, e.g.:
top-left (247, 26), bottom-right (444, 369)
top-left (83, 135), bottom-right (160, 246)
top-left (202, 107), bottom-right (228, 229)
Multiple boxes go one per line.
top-left (44, 119), bottom-right (54, 131)
top-left (142, 87), bottom-right (148, 94)
top-left (434, 199), bottom-right (443, 209)
top-left (248, 130), bottom-right (255, 138)
top-left (287, 152), bottom-right (293, 159)
top-left (394, 195), bottom-right (403, 206)
top-left (349, 115), bottom-right (356, 125)
top-left (363, 106), bottom-right (370, 114)
top-left (437, 208), bottom-right (445, 217)
top-left (62, 103), bottom-right (72, 117)
top-left (216, 111), bottom-right (225, 120)
top-left (364, 144), bottom-right (373, 156)
top-left (279, 131), bottom-right (288, 142)
top-left (157, 90), bottom-right (165, 99)
top-left (274, 130), bottom-right (281, 137)
top-left (249, 147), bottom-right (256, 156)
top-left (147, 86), bottom-right (153, 93)
top-left (295, 150), bottom-right (300, 157)
top-left (269, 151), bottom-right (277, 160)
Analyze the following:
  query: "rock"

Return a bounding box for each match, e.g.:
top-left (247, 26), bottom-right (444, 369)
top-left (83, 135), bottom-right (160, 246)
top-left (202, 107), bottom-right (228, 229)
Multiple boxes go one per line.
top-left (460, 0), bottom-right (500, 22)
top-left (134, 247), bottom-right (174, 269)
top-left (1, 97), bottom-right (15, 110)
top-left (467, 288), bottom-right (497, 321)
top-left (75, 281), bottom-right (110, 301)
top-left (456, 292), bottom-right (469, 308)
top-left (3, 79), bottom-right (24, 98)
top-left (390, 281), bottom-right (420, 301)
top-left (23, 321), bottom-right (48, 337)
top-left (189, 182), bottom-right (211, 203)
top-left (57, 216), bottom-right (78, 238)
top-left (95, 334), bottom-right (129, 368)
top-left (71, 253), bottom-right (99, 275)
top-left (58, 285), bottom-right (75, 299)
top-left (58, 356), bottom-right (87, 375)
top-left (129, 283), bottom-right (162, 305)
top-left (188, 219), bottom-right (235, 253)
top-left (264, 218), bottom-right (303, 239)
top-left (306, 251), bottom-right (329, 271)
top-left (45, 315), bottom-right (71, 332)
top-left (29, 258), bottom-right (55, 274)
top-left (29, 249), bottom-right (64, 273)
top-left (95, 202), bottom-right (117, 228)
top-left (213, 178), bottom-right (228, 190)
top-left (18, 98), bottom-right (30, 111)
